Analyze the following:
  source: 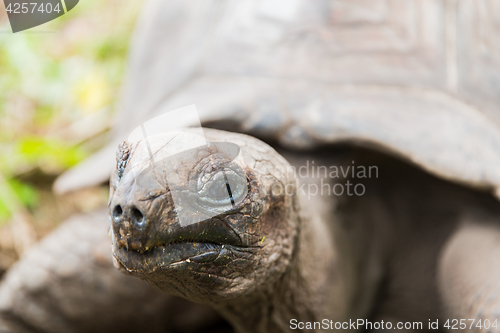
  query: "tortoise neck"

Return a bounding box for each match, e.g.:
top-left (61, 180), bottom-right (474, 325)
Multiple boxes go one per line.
top-left (214, 191), bottom-right (360, 333)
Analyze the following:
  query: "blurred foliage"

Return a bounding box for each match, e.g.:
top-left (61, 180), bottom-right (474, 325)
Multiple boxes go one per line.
top-left (17, 136), bottom-right (88, 169)
top-left (0, 178), bottom-right (38, 221)
top-left (0, 0), bottom-right (144, 224)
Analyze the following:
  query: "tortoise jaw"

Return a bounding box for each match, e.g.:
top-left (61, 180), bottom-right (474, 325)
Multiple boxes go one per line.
top-left (112, 240), bottom-right (229, 274)
top-left (111, 209), bottom-right (243, 252)
top-left (111, 217), bottom-right (245, 274)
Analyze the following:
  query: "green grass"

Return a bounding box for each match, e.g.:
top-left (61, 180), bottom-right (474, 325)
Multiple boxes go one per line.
top-left (0, 0), bottom-right (144, 224)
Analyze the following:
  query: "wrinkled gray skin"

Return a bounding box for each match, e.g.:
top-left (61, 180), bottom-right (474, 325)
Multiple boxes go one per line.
top-left (109, 128), bottom-right (500, 333)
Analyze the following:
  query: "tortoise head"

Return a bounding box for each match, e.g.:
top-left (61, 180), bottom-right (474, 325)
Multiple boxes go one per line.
top-left (109, 129), bottom-right (298, 303)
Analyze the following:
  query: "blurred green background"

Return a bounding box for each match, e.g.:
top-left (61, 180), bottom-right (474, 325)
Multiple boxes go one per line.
top-left (0, 0), bottom-right (143, 271)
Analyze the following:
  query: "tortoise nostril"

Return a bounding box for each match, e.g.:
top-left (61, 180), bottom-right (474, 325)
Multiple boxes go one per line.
top-left (111, 204), bottom-right (145, 227)
top-left (113, 205), bottom-right (123, 221)
top-left (131, 207), bottom-right (144, 226)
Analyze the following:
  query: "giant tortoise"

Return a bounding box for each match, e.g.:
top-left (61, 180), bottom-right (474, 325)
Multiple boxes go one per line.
top-left (2, 0), bottom-right (500, 332)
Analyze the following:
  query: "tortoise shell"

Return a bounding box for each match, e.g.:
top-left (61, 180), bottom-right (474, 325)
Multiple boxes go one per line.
top-left (55, 0), bottom-right (500, 198)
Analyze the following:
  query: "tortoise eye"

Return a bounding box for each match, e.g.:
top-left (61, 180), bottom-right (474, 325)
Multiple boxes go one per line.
top-left (207, 175), bottom-right (231, 202)
top-left (196, 165), bottom-right (248, 210)
top-left (200, 170), bottom-right (247, 206)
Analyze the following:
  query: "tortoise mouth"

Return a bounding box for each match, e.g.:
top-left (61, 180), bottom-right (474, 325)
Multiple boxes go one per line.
top-left (113, 213), bottom-right (243, 249)
top-left (113, 241), bottom-right (228, 273)
top-left (112, 219), bottom-right (245, 274)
